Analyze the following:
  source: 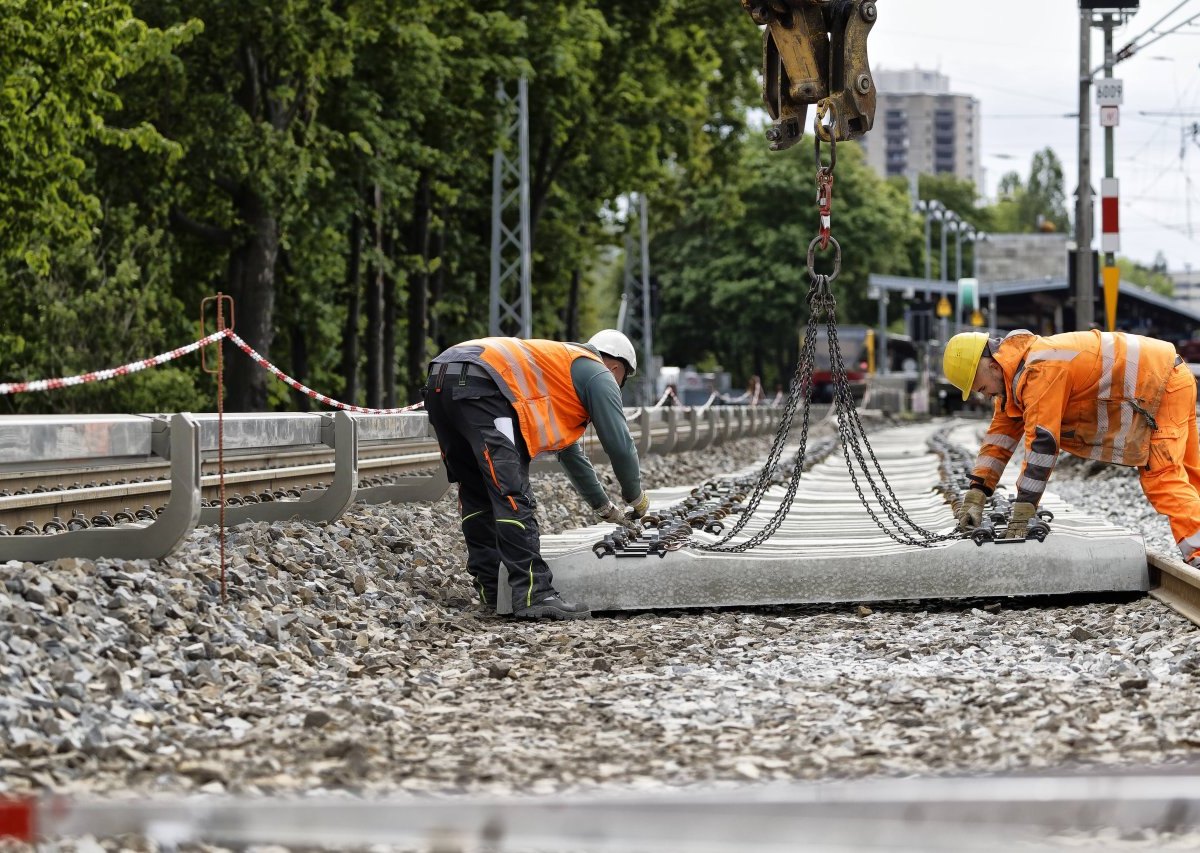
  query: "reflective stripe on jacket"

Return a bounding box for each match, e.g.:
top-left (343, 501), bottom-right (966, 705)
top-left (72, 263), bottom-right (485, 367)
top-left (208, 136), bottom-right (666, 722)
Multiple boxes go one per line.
top-left (432, 338), bottom-right (604, 456)
top-left (971, 329), bottom-right (1178, 504)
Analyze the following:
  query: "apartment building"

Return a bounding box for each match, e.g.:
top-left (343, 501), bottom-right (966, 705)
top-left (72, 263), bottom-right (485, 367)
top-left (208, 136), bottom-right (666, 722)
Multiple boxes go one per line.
top-left (859, 68), bottom-right (983, 190)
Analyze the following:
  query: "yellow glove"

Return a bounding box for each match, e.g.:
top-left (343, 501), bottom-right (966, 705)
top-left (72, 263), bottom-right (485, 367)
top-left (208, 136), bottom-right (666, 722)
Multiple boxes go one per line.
top-left (629, 491), bottom-right (651, 519)
top-left (956, 488), bottom-right (986, 531)
top-left (1002, 501), bottom-right (1037, 539)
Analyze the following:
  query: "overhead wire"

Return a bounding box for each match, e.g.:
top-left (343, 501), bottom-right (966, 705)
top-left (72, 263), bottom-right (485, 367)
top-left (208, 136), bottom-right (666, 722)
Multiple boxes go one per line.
top-left (1109, 2), bottom-right (1200, 67)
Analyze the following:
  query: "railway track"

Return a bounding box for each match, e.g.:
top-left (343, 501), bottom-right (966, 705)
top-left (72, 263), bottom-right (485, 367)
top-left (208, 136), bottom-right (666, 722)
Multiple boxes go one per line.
top-left (0, 424), bottom-right (682, 534)
top-left (0, 439), bottom-right (444, 533)
top-left (3, 416), bottom-right (1199, 631)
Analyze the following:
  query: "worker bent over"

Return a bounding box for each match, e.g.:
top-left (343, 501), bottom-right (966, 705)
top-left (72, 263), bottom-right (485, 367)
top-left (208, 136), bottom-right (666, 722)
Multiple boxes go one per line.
top-left (943, 329), bottom-right (1200, 562)
top-left (421, 330), bottom-right (649, 621)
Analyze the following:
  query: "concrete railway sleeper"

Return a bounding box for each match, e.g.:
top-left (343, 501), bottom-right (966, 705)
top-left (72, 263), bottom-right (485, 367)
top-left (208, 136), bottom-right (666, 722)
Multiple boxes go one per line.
top-left (537, 419), bottom-right (1197, 624)
top-left (0, 405), bottom-right (782, 562)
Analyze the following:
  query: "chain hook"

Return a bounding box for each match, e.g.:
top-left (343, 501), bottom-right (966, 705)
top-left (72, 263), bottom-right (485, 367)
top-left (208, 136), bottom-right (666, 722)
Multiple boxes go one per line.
top-left (813, 100), bottom-right (838, 250)
top-left (814, 100), bottom-right (838, 164)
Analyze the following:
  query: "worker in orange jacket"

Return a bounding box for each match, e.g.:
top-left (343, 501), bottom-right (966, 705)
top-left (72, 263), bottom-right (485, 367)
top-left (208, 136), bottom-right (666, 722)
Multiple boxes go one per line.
top-left (422, 331), bottom-right (650, 620)
top-left (943, 329), bottom-right (1200, 561)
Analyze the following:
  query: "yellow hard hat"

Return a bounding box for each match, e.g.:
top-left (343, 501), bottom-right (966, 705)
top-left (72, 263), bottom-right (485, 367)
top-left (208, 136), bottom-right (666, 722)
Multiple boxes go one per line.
top-left (943, 332), bottom-right (989, 401)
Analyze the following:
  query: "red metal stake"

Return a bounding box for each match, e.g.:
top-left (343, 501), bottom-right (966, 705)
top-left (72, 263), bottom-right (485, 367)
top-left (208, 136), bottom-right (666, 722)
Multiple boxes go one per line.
top-left (200, 293), bottom-right (235, 603)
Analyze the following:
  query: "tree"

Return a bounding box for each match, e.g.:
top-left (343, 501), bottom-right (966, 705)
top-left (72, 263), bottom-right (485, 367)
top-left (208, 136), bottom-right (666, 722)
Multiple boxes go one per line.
top-left (653, 133), bottom-right (919, 388)
top-left (132, 0), bottom-right (363, 411)
top-left (916, 173), bottom-right (991, 233)
top-left (989, 147), bottom-right (1070, 234)
top-left (0, 1), bottom-right (201, 414)
top-left (1, 0), bottom-right (766, 415)
top-left (0, 0), bottom-right (196, 271)
top-left (1117, 257), bottom-right (1174, 297)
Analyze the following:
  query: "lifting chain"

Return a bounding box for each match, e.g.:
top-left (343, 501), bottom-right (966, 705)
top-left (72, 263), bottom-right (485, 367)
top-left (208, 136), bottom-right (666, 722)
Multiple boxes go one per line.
top-left (687, 99), bottom-right (959, 552)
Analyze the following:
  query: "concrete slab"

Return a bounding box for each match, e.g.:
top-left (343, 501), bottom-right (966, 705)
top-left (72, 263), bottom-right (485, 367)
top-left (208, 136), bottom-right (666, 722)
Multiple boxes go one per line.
top-left (524, 420), bottom-right (1149, 613)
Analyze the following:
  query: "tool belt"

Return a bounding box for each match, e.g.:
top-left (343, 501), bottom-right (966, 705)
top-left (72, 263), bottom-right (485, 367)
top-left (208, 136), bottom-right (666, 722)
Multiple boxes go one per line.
top-left (427, 361), bottom-right (495, 392)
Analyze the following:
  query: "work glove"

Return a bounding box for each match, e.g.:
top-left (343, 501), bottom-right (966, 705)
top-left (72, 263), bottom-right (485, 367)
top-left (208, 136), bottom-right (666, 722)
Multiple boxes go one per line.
top-left (1002, 501), bottom-right (1037, 540)
top-left (628, 491), bottom-right (651, 519)
top-left (595, 502), bottom-right (625, 525)
top-left (956, 488), bottom-right (986, 531)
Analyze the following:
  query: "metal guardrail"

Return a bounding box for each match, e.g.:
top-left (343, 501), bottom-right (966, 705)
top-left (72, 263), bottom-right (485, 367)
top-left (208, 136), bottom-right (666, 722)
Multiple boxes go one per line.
top-left (0, 405), bottom-right (786, 562)
top-left (0, 414), bottom-right (202, 562)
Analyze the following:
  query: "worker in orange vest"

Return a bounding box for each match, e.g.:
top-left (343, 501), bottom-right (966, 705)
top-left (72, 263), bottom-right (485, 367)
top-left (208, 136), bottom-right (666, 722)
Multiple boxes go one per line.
top-left (422, 330), bottom-right (650, 620)
top-left (943, 329), bottom-right (1200, 561)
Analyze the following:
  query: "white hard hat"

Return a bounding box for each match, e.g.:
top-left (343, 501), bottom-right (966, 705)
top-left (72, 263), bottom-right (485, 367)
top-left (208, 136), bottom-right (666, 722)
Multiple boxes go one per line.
top-left (588, 329), bottom-right (637, 376)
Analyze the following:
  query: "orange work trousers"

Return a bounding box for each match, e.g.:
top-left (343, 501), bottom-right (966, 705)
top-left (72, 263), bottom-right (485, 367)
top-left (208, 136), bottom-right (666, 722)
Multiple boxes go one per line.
top-left (1138, 362), bottom-right (1200, 561)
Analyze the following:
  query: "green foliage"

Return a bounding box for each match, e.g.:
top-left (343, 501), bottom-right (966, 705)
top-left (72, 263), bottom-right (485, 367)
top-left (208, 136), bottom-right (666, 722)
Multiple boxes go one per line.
top-left (0, 205), bottom-right (208, 414)
top-left (652, 134), bottom-right (919, 388)
top-left (989, 147), bottom-right (1070, 234)
top-left (0, 0), bottom-right (797, 413)
top-left (1117, 256), bottom-right (1174, 297)
top-left (916, 174), bottom-right (992, 233)
top-left (0, 0), bottom-right (197, 271)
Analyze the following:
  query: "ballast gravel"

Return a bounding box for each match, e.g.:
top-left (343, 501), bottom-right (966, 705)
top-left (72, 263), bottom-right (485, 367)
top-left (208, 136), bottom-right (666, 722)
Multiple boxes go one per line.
top-left (1, 416), bottom-right (1199, 852)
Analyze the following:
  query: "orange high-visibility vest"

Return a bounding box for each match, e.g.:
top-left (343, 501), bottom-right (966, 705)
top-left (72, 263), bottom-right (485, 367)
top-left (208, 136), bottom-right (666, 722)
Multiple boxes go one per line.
top-left (432, 338), bottom-right (604, 456)
top-left (972, 329), bottom-right (1179, 502)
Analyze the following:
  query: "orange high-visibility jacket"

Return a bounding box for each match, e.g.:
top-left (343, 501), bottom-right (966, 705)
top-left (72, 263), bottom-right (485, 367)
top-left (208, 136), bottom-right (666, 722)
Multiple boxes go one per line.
top-left (971, 329), bottom-right (1179, 505)
top-left (432, 338), bottom-right (604, 456)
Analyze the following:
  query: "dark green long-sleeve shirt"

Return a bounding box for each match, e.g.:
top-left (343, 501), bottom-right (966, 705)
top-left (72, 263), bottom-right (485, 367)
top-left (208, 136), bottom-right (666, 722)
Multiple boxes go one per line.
top-left (555, 346), bottom-right (642, 509)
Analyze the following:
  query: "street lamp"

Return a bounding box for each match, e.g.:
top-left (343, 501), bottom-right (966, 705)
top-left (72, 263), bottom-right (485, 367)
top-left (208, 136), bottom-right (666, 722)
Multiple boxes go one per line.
top-left (940, 210), bottom-right (959, 284)
top-left (915, 199), bottom-right (945, 298)
top-left (956, 225), bottom-right (975, 282)
top-left (939, 212), bottom-right (960, 343)
top-left (973, 232), bottom-right (995, 334)
top-left (956, 227), bottom-right (977, 334)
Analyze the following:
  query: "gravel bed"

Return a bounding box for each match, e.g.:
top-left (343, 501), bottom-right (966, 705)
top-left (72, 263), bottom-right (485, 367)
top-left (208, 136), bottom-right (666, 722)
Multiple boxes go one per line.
top-left (2, 417), bottom-right (1199, 852)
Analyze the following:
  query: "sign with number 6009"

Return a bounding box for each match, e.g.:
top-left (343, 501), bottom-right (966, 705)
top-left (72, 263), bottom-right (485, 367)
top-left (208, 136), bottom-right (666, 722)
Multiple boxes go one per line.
top-left (1096, 78), bottom-right (1123, 106)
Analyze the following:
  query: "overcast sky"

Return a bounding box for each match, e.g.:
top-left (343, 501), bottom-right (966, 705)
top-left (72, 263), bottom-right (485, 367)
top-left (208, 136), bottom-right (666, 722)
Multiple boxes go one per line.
top-left (861, 0), bottom-right (1200, 272)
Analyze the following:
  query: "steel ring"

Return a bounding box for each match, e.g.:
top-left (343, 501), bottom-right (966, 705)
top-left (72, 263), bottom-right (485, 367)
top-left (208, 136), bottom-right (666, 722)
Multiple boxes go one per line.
top-left (806, 235), bottom-right (842, 282)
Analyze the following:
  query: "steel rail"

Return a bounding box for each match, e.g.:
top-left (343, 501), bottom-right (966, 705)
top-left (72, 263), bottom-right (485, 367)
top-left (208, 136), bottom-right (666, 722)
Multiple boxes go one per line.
top-left (0, 423), bottom-right (696, 533)
top-left (0, 439), bottom-right (445, 495)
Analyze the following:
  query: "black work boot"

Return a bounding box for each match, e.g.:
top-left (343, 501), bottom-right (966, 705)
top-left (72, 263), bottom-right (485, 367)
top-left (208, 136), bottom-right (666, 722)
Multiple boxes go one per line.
top-left (470, 587), bottom-right (500, 618)
top-left (512, 592), bottom-right (591, 621)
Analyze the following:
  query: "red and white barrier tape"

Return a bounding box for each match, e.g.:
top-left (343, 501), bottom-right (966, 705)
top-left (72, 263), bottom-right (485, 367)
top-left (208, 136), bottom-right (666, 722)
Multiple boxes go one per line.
top-left (0, 331), bottom-right (228, 395)
top-left (225, 332), bottom-right (422, 415)
top-left (0, 329), bottom-right (423, 416)
top-left (696, 390), bottom-right (720, 413)
top-left (650, 386), bottom-right (677, 409)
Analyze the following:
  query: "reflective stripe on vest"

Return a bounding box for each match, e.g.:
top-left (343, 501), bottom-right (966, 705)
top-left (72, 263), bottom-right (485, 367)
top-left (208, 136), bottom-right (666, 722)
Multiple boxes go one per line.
top-left (449, 337), bottom-right (603, 456)
top-left (1094, 333), bottom-right (1117, 460)
top-left (484, 339), bottom-right (559, 450)
top-left (1115, 333), bottom-right (1141, 463)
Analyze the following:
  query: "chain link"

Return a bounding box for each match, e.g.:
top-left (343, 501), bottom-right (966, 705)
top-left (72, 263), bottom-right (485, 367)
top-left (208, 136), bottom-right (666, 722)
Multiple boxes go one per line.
top-left (688, 96), bottom-right (961, 553)
top-left (818, 287), bottom-right (961, 547)
top-left (693, 286), bottom-right (826, 553)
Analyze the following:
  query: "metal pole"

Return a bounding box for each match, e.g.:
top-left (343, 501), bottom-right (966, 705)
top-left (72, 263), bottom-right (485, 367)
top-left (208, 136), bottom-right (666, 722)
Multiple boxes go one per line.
top-left (955, 227), bottom-right (964, 282)
top-left (939, 214), bottom-right (950, 283)
top-left (939, 215), bottom-right (951, 343)
top-left (1075, 11), bottom-right (1095, 331)
top-left (489, 78), bottom-right (533, 339)
top-left (488, 82), bottom-right (504, 338)
top-left (954, 226), bottom-right (964, 335)
top-left (989, 282), bottom-right (997, 337)
top-left (923, 212), bottom-right (932, 298)
top-left (517, 77), bottom-right (533, 339)
top-left (638, 193), bottom-right (654, 403)
top-left (1102, 13), bottom-right (1117, 331)
top-left (877, 290), bottom-right (889, 375)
